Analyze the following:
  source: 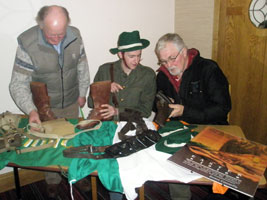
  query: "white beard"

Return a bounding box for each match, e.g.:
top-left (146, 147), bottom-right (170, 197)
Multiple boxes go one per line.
top-left (168, 66), bottom-right (183, 76)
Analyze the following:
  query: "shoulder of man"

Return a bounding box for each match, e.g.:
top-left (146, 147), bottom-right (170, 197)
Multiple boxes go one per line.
top-left (17, 25), bottom-right (39, 49)
top-left (156, 70), bottom-right (171, 86)
top-left (189, 55), bottom-right (228, 83)
top-left (98, 60), bottom-right (119, 70)
top-left (68, 26), bottom-right (81, 36)
top-left (137, 64), bottom-right (156, 76)
top-left (99, 62), bottom-right (113, 68)
top-left (192, 54), bottom-right (219, 70)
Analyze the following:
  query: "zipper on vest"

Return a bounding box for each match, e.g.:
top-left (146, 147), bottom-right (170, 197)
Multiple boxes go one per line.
top-left (58, 49), bottom-right (65, 109)
top-left (60, 68), bottom-right (64, 108)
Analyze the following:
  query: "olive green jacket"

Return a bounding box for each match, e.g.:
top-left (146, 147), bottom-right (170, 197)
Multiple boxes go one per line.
top-left (88, 60), bottom-right (156, 118)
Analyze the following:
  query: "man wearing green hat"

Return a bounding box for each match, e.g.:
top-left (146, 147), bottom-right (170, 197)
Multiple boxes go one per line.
top-left (87, 30), bottom-right (156, 199)
top-left (88, 30), bottom-right (156, 121)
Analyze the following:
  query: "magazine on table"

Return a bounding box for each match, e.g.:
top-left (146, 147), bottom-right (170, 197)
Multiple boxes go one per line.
top-left (168, 126), bottom-right (267, 197)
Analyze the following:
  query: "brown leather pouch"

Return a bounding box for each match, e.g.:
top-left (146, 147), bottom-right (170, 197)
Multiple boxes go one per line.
top-left (153, 91), bottom-right (173, 128)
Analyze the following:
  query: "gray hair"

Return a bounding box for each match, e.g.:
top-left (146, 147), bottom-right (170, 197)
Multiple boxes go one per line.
top-left (36, 5), bottom-right (70, 26)
top-left (155, 33), bottom-right (187, 55)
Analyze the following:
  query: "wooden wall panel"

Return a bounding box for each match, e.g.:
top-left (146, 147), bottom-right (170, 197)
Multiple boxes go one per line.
top-left (212, 0), bottom-right (267, 144)
top-left (256, 37), bottom-right (267, 143)
top-left (175, 0), bottom-right (267, 144)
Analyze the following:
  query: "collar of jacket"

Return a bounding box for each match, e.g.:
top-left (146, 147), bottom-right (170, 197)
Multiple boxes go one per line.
top-left (37, 26), bottom-right (77, 50)
top-left (157, 48), bottom-right (199, 92)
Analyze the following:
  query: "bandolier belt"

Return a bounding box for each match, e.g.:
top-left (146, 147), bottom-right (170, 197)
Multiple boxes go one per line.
top-left (63, 129), bottom-right (161, 159)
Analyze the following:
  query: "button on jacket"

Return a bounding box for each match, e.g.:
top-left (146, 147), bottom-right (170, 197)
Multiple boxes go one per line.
top-left (155, 49), bottom-right (231, 125)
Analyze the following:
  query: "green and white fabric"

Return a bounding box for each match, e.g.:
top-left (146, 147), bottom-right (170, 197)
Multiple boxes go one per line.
top-left (156, 121), bottom-right (198, 154)
top-left (117, 120), bottom-right (201, 200)
top-left (67, 121), bottom-right (123, 192)
top-left (0, 118), bottom-right (202, 200)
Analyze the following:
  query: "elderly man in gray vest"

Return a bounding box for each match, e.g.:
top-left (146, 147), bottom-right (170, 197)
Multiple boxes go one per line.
top-left (9, 5), bottom-right (90, 198)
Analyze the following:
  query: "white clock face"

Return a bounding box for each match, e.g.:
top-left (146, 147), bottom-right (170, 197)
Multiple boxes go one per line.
top-left (249, 0), bottom-right (267, 28)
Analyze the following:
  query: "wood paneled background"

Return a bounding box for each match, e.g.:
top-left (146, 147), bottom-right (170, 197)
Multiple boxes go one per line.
top-left (175, 0), bottom-right (267, 144)
top-left (212, 0), bottom-right (267, 144)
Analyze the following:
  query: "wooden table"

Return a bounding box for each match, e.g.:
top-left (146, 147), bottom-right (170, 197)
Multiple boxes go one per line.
top-left (7, 125), bottom-right (267, 200)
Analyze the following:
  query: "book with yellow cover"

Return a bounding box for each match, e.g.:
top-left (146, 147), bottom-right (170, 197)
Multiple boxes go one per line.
top-left (168, 126), bottom-right (267, 197)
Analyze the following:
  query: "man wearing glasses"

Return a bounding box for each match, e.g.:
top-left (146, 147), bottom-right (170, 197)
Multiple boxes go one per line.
top-left (154, 33), bottom-right (231, 199)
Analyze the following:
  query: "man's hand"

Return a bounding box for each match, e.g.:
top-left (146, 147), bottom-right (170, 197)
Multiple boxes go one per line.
top-left (111, 82), bottom-right (123, 93)
top-left (29, 110), bottom-right (41, 124)
top-left (99, 104), bottom-right (118, 119)
top-left (168, 104), bottom-right (184, 118)
top-left (78, 96), bottom-right (86, 107)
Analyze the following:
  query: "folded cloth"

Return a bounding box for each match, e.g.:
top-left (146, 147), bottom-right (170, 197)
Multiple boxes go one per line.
top-left (67, 121), bottom-right (123, 193)
top-left (116, 120), bottom-right (202, 200)
top-left (156, 121), bottom-right (198, 154)
top-left (118, 145), bottom-right (202, 200)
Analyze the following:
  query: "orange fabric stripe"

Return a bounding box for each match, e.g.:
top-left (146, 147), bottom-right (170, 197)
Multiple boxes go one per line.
top-left (212, 182), bottom-right (229, 194)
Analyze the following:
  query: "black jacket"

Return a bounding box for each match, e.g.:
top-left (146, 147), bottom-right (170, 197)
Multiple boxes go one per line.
top-left (155, 49), bottom-right (231, 125)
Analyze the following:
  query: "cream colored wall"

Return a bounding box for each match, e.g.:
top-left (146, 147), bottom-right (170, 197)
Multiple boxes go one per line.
top-left (0, 0), bottom-right (174, 114)
top-left (0, 0), bottom-right (174, 174)
top-left (175, 0), bottom-right (214, 58)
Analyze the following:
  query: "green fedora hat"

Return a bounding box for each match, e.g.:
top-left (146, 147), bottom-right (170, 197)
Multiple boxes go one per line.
top-left (110, 30), bottom-right (150, 54)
